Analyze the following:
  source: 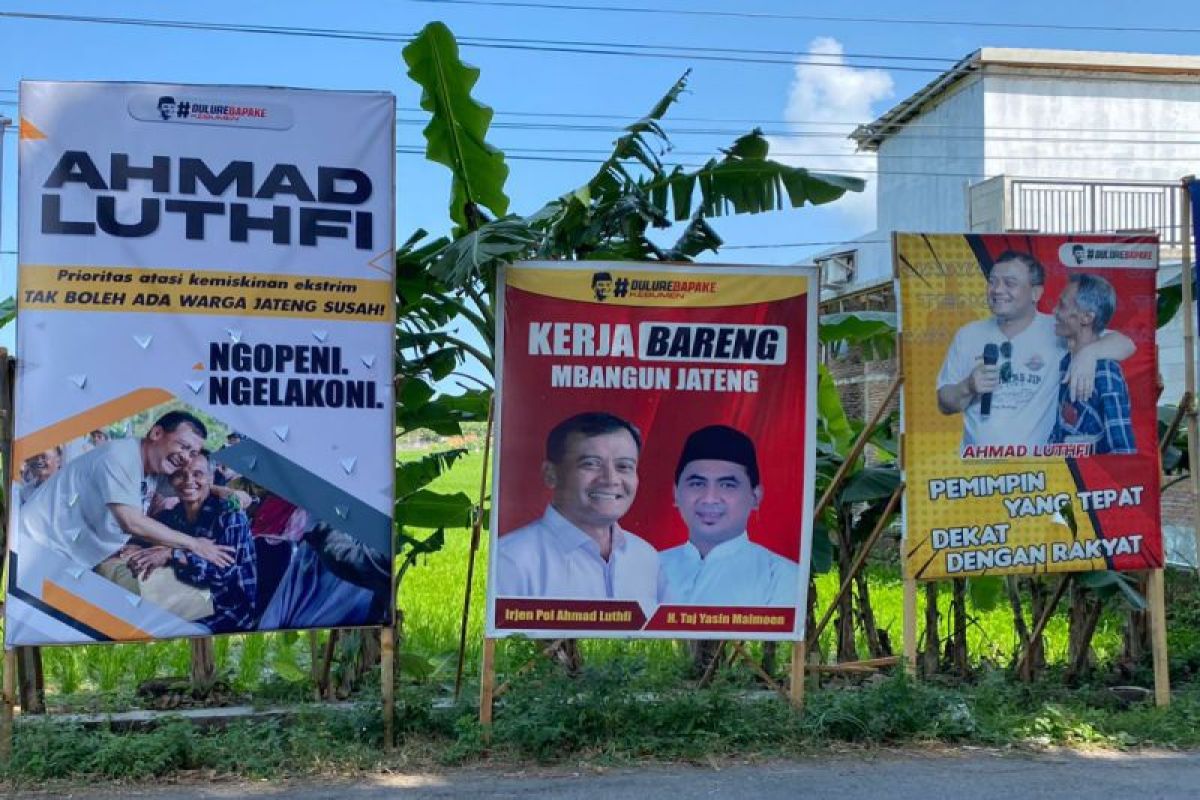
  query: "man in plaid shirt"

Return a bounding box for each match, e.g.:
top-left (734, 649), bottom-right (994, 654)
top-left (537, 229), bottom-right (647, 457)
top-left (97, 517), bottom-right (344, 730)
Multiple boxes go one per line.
top-left (1050, 274), bottom-right (1136, 455)
top-left (131, 450), bottom-right (258, 632)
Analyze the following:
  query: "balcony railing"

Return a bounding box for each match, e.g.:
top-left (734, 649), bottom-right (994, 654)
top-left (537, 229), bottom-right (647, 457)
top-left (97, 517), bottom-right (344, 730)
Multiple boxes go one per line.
top-left (969, 177), bottom-right (1182, 246)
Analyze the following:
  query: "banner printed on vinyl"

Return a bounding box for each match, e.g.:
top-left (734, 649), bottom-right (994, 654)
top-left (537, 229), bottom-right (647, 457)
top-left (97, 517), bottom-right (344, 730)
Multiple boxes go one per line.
top-left (897, 233), bottom-right (1161, 581)
top-left (487, 262), bottom-right (817, 640)
top-left (9, 81), bottom-right (396, 646)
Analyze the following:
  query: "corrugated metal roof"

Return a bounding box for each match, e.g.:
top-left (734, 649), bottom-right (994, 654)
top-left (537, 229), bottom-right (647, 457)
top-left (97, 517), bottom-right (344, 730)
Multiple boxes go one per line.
top-left (851, 48), bottom-right (1200, 152)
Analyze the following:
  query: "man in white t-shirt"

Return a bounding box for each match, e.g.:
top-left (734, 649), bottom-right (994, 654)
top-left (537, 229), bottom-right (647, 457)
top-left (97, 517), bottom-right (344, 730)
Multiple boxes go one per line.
top-left (936, 251), bottom-right (1134, 449)
top-left (17, 411), bottom-right (236, 572)
top-left (660, 425), bottom-right (798, 607)
top-left (496, 411), bottom-right (660, 611)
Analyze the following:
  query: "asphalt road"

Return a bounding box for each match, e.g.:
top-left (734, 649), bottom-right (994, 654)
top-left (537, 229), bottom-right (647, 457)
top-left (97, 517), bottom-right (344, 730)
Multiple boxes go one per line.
top-left (26, 749), bottom-right (1200, 799)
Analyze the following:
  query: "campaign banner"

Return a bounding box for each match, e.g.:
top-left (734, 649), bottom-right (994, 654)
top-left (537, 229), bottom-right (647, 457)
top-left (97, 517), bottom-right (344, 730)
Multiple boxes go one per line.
top-left (8, 81), bottom-right (395, 645)
top-left (487, 262), bottom-right (817, 640)
top-left (897, 233), bottom-right (1161, 580)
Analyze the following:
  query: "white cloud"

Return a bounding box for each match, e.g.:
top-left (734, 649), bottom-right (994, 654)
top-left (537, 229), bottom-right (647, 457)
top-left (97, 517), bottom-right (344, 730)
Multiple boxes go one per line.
top-left (768, 37), bottom-right (894, 230)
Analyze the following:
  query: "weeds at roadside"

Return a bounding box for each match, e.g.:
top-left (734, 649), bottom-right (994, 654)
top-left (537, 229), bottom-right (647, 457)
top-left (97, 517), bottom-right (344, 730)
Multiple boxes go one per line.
top-left (10, 670), bottom-right (1200, 785)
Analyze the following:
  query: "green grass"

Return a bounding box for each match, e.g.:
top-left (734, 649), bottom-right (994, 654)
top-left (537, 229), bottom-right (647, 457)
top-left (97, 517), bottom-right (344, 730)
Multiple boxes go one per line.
top-left (397, 451), bottom-right (489, 668)
top-left (11, 671), bottom-right (1200, 786)
top-left (397, 448), bottom-right (1126, 675)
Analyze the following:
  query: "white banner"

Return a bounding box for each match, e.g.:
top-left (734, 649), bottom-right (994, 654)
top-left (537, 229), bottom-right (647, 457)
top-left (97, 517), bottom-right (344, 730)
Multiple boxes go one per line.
top-left (9, 81), bottom-right (395, 645)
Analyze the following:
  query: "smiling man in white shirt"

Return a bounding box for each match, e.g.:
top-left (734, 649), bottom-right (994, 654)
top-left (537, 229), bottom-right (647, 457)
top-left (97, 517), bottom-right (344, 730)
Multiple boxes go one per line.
top-left (495, 412), bottom-right (660, 611)
top-left (660, 424), bottom-right (798, 607)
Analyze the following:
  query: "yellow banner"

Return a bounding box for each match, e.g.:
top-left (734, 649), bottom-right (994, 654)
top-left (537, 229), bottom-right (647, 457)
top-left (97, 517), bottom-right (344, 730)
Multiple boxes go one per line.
top-left (19, 264), bottom-right (392, 322)
top-left (898, 234), bottom-right (1107, 579)
top-left (507, 265), bottom-right (808, 307)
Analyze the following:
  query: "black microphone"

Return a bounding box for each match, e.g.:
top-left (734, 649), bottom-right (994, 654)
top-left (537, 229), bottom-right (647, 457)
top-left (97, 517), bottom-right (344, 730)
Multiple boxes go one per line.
top-left (980, 343), bottom-right (999, 418)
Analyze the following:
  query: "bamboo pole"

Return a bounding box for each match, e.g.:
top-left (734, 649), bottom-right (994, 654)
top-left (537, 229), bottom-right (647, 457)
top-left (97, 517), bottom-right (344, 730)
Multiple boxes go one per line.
top-left (731, 642), bottom-right (790, 703)
top-left (0, 650), bottom-right (13, 764)
top-left (1180, 178), bottom-right (1200, 572)
top-left (1, 349), bottom-right (13, 762)
top-left (814, 376), bottom-right (902, 520)
top-left (696, 640), bottom-right (728, 688)
top-left (380, 624), bottom-right (395, 750)
top-left (454, 399), bottom-right (495, 702)
top-left (811, 483), bottom-right (904, 644)
top-left (810, 655), bottom-right (900, 673)
top-left (1149, 569), bottom-right (1171, 707)
top-left (478, 637), bottom-right (496, 733)
top-left (318, 630), bottom-right (338, 699)
top-left (491, 638), bottom-right (572, 701)
top-left (788, 640), bottom-right (806, 712)
top-left (902, 576), bottom-right (917, 676)
top-left (892, 282), bottom-right (917, 678)
top-left (308, 631), bottom-right (321, 685)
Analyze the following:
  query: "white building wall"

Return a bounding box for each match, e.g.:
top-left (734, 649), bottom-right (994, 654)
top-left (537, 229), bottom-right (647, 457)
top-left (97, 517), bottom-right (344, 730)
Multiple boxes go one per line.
top-left (981, 72), bottom-right (1200, 182)
top-left (862, 77), bottom-right (986, 284)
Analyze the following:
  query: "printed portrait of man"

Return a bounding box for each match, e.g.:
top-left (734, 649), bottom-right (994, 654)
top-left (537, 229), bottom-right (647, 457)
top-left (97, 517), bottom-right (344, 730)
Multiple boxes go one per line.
top-left (157, 95), bottom-right (177, 120)
top-left (1050, 274), bottom-right (1136, 454)
top-left (591, 271), bottom-right (615, 302)
top-left (935, 250), bottom-right (1134, 450)
top-left (494, 411), bottom-right (660, 610)
top-left (17, 410), bottom-right (235, 574)
top-left (659, 424), bottom-right (798, 607)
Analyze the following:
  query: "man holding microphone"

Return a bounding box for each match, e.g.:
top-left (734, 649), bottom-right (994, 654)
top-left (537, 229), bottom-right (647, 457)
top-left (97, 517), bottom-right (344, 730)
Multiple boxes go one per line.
top-left (936, 251), bottom-right (1133, 450)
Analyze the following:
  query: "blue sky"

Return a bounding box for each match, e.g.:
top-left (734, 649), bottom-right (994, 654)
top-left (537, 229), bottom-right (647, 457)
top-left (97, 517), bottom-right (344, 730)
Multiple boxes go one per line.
top-left (4, 0), bottom-right (1200, 321)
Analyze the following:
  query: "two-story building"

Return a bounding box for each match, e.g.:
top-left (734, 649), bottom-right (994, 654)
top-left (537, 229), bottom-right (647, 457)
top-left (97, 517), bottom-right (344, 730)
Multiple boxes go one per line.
top-left (816, 48), bottom-right (1200, 560)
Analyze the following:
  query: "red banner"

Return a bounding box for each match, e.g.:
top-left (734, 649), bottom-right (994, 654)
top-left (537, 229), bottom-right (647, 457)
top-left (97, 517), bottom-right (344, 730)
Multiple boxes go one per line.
top-left (486, 262), bottom-right (817, 640)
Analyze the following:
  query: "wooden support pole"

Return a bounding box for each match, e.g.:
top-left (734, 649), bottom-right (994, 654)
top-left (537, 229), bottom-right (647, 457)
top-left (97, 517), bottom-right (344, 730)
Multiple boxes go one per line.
top-left (788, 640), bottom-right (806, 712)
top-left (455, 399), bottom-right (495, 702)
top-left (380, 624), bottom-right (395, 750)
top-left (0, 350), bottom-right (13, 760)
top-left (1148, 569), bottom-right (1171, 707)
top-left (813, 655), bottom-right (901, 671)
top-left (478, 637), bottom-right (496, 733)
top-left (492, 638), bottom-right (565, 700)
top-left (308, 631), bottom-right (321, 685)
top-left (731, 642), bottom-right (790, 703)
top-left (189, 638), bottom-right (216, 694)
top-left (1180, 178), bottom-right (1200, 572)
top-left (696, 640), bottom-right (728, 688)
top-left (318, 629), bottom-right (339, 700)
top-left (811, 483), bottom-right (904, 645)
top-left (814, 376), bottom-right (902, 520)
top-left (902, 576), bottom-right (917, 676)
top-left (1, 649), bottom-right (13, 765)
top-left (0, 349), bottom-right (23, 740)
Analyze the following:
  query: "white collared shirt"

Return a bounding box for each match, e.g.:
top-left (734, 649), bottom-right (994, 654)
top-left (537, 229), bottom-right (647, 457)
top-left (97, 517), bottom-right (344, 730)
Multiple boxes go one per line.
top-left (495, 505), bottom-right (661, 611)
top-left (660, 533), bottom-right (799, 607)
